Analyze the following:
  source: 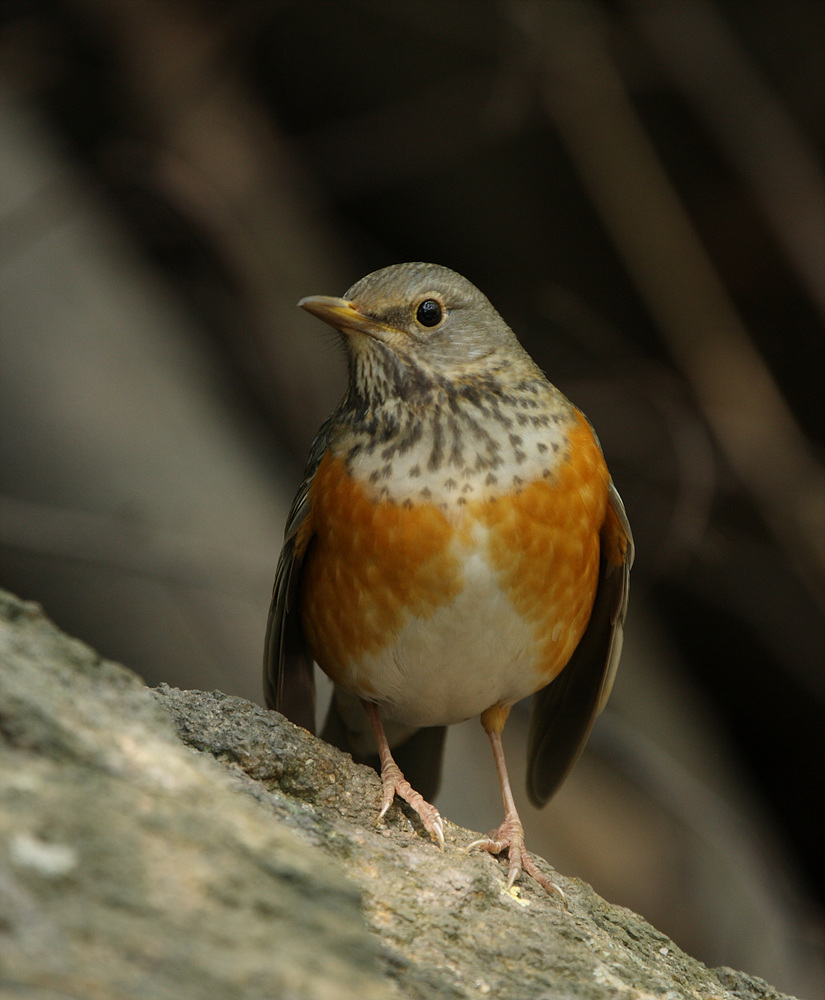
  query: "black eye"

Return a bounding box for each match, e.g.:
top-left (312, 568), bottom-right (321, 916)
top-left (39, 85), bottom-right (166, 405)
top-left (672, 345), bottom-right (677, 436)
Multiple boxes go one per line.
top-left (416, 299), bottom-right (443, 327)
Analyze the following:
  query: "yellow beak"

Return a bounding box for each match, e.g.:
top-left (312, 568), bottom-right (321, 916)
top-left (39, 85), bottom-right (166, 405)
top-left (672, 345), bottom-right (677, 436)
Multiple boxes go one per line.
top-left (298, 296), bottom-right (391, 340)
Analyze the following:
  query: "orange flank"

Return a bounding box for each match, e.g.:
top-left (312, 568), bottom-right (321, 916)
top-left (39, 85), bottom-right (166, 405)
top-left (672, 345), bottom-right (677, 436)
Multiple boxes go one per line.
top-left (476, 413), bottom-right (609, 689)
top-left (299, 451), bottom-right (462, 687)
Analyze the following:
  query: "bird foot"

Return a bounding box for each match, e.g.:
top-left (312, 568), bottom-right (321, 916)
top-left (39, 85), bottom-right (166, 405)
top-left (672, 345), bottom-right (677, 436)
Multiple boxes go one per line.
top-left (376, 758), bottom-right (445, 850)
top-left (468, 816), bottom-right (566, 903)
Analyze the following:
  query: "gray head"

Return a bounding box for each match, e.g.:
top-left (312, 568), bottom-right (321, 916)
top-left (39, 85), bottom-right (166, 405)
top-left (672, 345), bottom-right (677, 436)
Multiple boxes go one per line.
top-left (298, 263), bottom-right (540, 392)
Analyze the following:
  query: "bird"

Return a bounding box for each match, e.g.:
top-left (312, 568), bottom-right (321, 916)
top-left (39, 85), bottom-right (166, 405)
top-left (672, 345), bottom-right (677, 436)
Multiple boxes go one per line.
top-left (264, 262), bottom-right (633, 897)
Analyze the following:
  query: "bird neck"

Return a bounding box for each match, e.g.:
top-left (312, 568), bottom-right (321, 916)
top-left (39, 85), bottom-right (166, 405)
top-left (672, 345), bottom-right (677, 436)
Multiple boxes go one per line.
top-left (329, 361), bottom-right (577, 509)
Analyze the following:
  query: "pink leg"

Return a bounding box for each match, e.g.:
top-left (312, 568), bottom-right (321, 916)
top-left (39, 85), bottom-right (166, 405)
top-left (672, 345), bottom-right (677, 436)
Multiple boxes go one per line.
top-left (469, 725), bottom-right (565, 902)
top-left (363, 700), bottom-right (445, 850)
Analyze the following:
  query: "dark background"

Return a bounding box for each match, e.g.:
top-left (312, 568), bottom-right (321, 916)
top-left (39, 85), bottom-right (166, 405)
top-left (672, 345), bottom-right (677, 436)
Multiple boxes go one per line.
top-left (1, 2), bottom-right (823, 995)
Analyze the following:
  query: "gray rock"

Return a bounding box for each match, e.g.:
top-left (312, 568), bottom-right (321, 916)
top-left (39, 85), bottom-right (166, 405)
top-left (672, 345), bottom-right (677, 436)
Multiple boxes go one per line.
top-left (0, 589), bottom-right (796, 1000)
top-left (0, 590), bottom-right (391, 1000)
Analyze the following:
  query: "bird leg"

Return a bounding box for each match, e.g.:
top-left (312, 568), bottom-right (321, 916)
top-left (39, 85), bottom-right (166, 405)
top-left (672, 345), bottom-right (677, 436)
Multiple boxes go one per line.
top-left (362, 700), bottom-right (445, 850)
top-left (468, 706), bottom-right (566, 901)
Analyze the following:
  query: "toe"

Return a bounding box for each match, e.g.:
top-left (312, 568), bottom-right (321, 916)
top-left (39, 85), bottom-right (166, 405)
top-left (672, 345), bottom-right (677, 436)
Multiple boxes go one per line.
top-left (466, 834), bottom-right (508, 855)
top-left (520, 850), bottom-right (567, 904)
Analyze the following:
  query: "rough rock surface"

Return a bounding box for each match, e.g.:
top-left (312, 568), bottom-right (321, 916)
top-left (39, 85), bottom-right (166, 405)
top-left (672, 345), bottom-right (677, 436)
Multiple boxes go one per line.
top-left (0, 589), bottom-right (796, 999)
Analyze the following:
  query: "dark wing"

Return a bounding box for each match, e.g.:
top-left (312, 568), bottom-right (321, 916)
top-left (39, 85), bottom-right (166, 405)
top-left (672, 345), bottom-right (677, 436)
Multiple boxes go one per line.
top-left (262, 420), bottom-right (333, 732)
top-left (526, 482), bottom-right (634, 807)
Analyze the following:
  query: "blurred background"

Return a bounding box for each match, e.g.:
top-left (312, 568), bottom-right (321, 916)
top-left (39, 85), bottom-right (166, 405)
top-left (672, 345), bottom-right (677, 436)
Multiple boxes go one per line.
top-left (1, 1), bottom-right (822, 994)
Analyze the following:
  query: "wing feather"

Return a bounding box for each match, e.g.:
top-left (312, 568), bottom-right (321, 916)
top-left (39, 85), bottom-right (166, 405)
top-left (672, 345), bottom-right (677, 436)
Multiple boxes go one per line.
top-left (262, 420), bottom-right (334, 732)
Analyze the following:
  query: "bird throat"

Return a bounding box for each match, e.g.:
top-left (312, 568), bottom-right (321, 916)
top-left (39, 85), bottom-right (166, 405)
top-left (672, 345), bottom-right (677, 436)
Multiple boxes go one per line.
top-left (331, 373), bottom-right (578, 510)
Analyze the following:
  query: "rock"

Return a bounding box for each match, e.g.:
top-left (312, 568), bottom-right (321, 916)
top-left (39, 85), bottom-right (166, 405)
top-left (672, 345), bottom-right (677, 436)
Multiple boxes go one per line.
top-left (0, 590), bottom-right (390, 1000)
top-left (0, 589), bottom-right (797, 1000)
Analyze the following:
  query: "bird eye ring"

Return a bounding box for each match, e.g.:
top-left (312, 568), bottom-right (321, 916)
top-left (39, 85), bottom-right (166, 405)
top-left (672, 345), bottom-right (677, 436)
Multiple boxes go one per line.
top-left (416, 299), bottom-right (443, 327)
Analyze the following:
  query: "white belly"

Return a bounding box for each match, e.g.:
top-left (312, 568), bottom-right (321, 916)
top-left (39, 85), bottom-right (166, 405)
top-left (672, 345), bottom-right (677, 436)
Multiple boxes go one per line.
top-left (345, 536), bottom-right (544, 728)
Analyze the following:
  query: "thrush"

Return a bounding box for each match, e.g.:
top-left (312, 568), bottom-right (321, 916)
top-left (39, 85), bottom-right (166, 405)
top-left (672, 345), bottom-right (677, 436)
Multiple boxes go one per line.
top-left (264, 262), bottom-right (633, 896)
